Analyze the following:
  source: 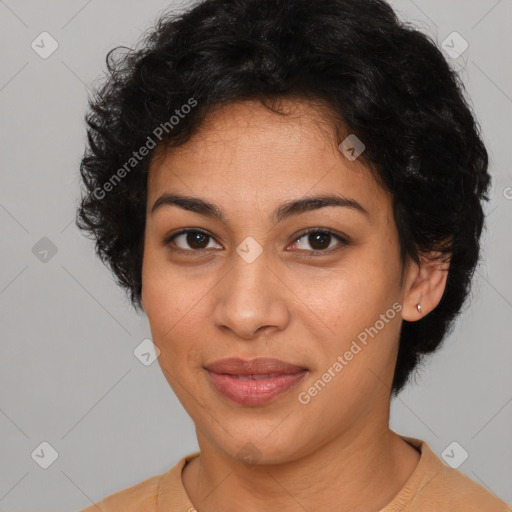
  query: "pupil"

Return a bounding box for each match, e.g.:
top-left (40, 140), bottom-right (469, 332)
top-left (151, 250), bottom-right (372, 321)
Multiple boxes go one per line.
top-left (188, 231), bottom-right (208, 249)
top-left (310, 232), bottom-right (330, 250)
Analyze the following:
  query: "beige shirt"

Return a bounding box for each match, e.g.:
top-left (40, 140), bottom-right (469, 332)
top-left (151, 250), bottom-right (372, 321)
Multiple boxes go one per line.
top-left (80, 435), bottom-right (511, 511)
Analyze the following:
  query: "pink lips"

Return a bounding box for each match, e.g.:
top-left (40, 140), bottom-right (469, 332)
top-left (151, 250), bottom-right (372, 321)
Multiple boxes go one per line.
top-left (205, 357), bottom-right (308, 406)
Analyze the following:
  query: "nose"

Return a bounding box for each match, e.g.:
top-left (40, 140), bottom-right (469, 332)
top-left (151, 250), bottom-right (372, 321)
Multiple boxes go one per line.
top-left (212, 247), bottom-right (291, 340)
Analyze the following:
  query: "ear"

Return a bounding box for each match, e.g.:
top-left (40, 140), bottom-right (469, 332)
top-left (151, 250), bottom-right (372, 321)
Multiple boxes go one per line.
top-left (401, 250), bottom-right (450, 321)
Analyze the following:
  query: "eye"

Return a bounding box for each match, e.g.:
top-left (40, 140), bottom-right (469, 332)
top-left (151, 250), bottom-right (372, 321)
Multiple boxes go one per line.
top-left (164, 229), bottom-right (222, 252)
top-left (290, 228), bottom-right (349, 253)
top-left (163, 228), bottom-right (349, 255)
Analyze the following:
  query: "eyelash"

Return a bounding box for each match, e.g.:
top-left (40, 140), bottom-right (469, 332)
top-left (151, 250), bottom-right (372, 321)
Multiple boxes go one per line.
top-left (163, 227), bottom-right (350, 255)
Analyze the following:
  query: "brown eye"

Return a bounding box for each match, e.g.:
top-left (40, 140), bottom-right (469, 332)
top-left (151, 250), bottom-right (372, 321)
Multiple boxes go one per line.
top-left (292, 229), bottom-right (349, 253)
top-left (185, 231), bottom-right (209, 249)
top-left (165, 229), bottom-right (222, 251)
top-left (307, 232), bottom-right (331, 250)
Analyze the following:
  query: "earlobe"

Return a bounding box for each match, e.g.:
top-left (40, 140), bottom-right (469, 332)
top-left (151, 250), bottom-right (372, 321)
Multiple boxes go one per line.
top-left (402, 252), bottom-right (450, 322)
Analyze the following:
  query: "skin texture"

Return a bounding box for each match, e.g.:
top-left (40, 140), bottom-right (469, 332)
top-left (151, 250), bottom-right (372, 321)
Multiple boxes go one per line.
top-left (141, 99), bottom-right (449, 511)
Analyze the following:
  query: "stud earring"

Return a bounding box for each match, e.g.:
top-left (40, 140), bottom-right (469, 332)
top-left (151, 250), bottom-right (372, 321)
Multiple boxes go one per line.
top-left (417, 303), bottom-right (422, 314)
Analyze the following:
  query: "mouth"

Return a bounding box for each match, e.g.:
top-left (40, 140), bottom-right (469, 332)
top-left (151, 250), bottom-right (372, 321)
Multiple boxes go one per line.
top-left (204, 357), bottom-right (308, 406)
top-left (205, 357), bottom-right (307, 375)
top-left (225, 373), bottom-right (296, 380)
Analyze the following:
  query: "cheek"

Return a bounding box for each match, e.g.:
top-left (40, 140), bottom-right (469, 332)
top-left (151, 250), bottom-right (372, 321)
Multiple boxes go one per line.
top-left (142, 246), bottom-right (196, 328)
top-left (142, 257), bottom-right (210, 370)
top-left (306, 241), bottom-right (403, 375)
top-left (314, 245), bottom-right (400, 326)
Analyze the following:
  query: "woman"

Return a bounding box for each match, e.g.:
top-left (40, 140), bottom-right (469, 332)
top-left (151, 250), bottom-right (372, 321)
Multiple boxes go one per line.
top-left (76, 0), bottom-right (511, 510)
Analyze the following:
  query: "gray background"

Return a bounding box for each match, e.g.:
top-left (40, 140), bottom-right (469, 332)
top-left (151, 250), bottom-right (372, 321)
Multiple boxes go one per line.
top-left (0, 0), bottom-right (511, 510)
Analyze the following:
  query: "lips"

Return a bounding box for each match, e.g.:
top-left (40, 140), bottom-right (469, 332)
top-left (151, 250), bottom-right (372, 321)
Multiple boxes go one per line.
top-left (205, 357), bottom-right (308, 406)
top-left (205, 357), bottom-right (307, 376)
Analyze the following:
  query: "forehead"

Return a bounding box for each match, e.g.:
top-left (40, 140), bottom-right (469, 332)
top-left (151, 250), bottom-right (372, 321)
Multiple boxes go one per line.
top-left (146, 99), bottom-right (390, 219)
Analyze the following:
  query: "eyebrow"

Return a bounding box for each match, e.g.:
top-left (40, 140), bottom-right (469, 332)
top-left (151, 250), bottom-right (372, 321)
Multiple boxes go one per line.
top-left (151, 192), bottom-right (370, 223)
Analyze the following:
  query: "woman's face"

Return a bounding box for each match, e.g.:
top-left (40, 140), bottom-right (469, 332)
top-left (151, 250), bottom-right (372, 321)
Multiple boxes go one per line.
top-left (141, 99), bottom-right (416, 464)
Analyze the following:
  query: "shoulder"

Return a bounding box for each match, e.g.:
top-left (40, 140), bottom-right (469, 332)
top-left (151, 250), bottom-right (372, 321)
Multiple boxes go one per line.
top-left (78, 473), bottom-right (162, 512)
top-left (78, 452), bottom-right (198, 512)
top-left (396, 436), bottom-right (511, 512)
top-left (431, 462), bottom-right (510, 511)
top-left (416, 462), bottom-right (511, 511)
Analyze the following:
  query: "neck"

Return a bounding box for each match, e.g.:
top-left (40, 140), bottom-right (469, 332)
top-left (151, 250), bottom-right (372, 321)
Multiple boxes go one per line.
top-left (182, 422), bottom-right (420, 512)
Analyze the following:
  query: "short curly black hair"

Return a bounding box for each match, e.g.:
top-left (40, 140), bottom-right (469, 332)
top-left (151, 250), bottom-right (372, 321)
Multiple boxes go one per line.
top-left (76, 0), bottom-right (491, 396)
